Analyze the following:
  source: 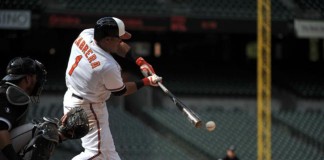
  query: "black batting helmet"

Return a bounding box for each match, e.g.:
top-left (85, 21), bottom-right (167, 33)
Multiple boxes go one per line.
top-left (94, 17), bottom-right (131, 41)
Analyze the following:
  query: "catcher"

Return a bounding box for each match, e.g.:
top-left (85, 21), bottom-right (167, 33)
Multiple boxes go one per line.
top-left (0, 57), bottom-right (89, 160)
top-left (7, 107), bottom-right (89, 160)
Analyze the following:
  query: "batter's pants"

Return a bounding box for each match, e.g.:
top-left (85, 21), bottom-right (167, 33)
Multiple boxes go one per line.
top-left (63, 90), bottom-right (121, 160)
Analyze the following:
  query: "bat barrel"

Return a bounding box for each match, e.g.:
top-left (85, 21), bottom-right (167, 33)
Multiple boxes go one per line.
top-left (183, 108), bottom-right (202, 128)
top-left (194, 120), bottom-right (202, 128)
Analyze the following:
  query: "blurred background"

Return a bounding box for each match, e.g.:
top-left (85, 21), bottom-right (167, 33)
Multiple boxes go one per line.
top-left (0, 0), bottom-right (324, 160)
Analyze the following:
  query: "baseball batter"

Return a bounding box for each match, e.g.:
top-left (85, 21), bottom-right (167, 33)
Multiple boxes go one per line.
top-left (63, 17), bottom-right (162, 160)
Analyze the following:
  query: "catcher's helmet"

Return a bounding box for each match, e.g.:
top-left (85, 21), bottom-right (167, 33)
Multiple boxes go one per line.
top-left (2, 57), bottom-right (47, 102)
top-left (94, 17), bottom-right (131, 41)
top-left (3, 57), bottom-right (46, 81)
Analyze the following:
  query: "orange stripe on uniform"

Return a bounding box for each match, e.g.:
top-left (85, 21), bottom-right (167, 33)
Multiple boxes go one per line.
top-left (89, 104), bottom-right (102, 160)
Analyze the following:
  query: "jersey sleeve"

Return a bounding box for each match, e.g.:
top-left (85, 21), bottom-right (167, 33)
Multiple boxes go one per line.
top-left (102, 65), bottom-right (125, 92)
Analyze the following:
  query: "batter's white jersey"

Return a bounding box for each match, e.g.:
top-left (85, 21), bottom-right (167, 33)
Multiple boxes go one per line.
top-left (65, 28), bottom-right (125, 103)
top-left (64, 29), bottom-right (123, 160)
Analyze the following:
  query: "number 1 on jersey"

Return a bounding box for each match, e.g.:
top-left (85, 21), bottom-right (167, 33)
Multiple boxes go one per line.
top-left (68, 55), bottom-right (82, 76)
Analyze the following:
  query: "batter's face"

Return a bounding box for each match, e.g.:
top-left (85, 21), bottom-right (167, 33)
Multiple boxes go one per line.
top-left (102, 37), bottom-right (122, 53)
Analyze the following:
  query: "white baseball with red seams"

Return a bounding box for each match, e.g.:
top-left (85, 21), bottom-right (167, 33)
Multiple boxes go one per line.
top-left (206, 121), bottom-right (216, 132)
top-left (64, 28), bottom-right (123, 160)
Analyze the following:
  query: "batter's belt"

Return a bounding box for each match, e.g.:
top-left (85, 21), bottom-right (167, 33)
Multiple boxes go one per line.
top-left (72, 93), bottom-right (83, 100)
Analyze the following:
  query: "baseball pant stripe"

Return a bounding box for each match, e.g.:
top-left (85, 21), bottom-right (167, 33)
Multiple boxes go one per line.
top-left (89, 103), bottom-right (102, 160)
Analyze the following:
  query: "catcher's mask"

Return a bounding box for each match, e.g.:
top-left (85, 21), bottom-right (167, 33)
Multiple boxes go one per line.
top-left (2, 57), bottom-right (47, 103)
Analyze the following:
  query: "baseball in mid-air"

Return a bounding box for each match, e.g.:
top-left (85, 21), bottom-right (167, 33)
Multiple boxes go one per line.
top-left (206, 121), bottom-right (216, 131)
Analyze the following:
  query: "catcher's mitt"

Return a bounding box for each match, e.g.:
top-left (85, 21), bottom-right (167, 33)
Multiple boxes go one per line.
top-left (58, 107), bottom-right (89, 139)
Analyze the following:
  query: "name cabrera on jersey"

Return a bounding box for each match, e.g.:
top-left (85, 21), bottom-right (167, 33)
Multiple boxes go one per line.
top-left (66, 28), bottom-right (125, 103)
top-left (0, 83), bottom-right (30, 131)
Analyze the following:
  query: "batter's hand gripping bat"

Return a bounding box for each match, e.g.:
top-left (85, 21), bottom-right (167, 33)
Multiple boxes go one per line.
top-left (157, 82), bottom-right (202, 128)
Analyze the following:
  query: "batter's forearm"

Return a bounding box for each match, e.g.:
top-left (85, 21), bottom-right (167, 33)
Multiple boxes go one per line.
top-left (115, 51), bottom-right (127, 58)
top-left (124, 50), bottom-right (140, 62)
top-left (124, 82), bottom-right (140, 96)
top-left (115, 42), bottom-right (140, 62)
